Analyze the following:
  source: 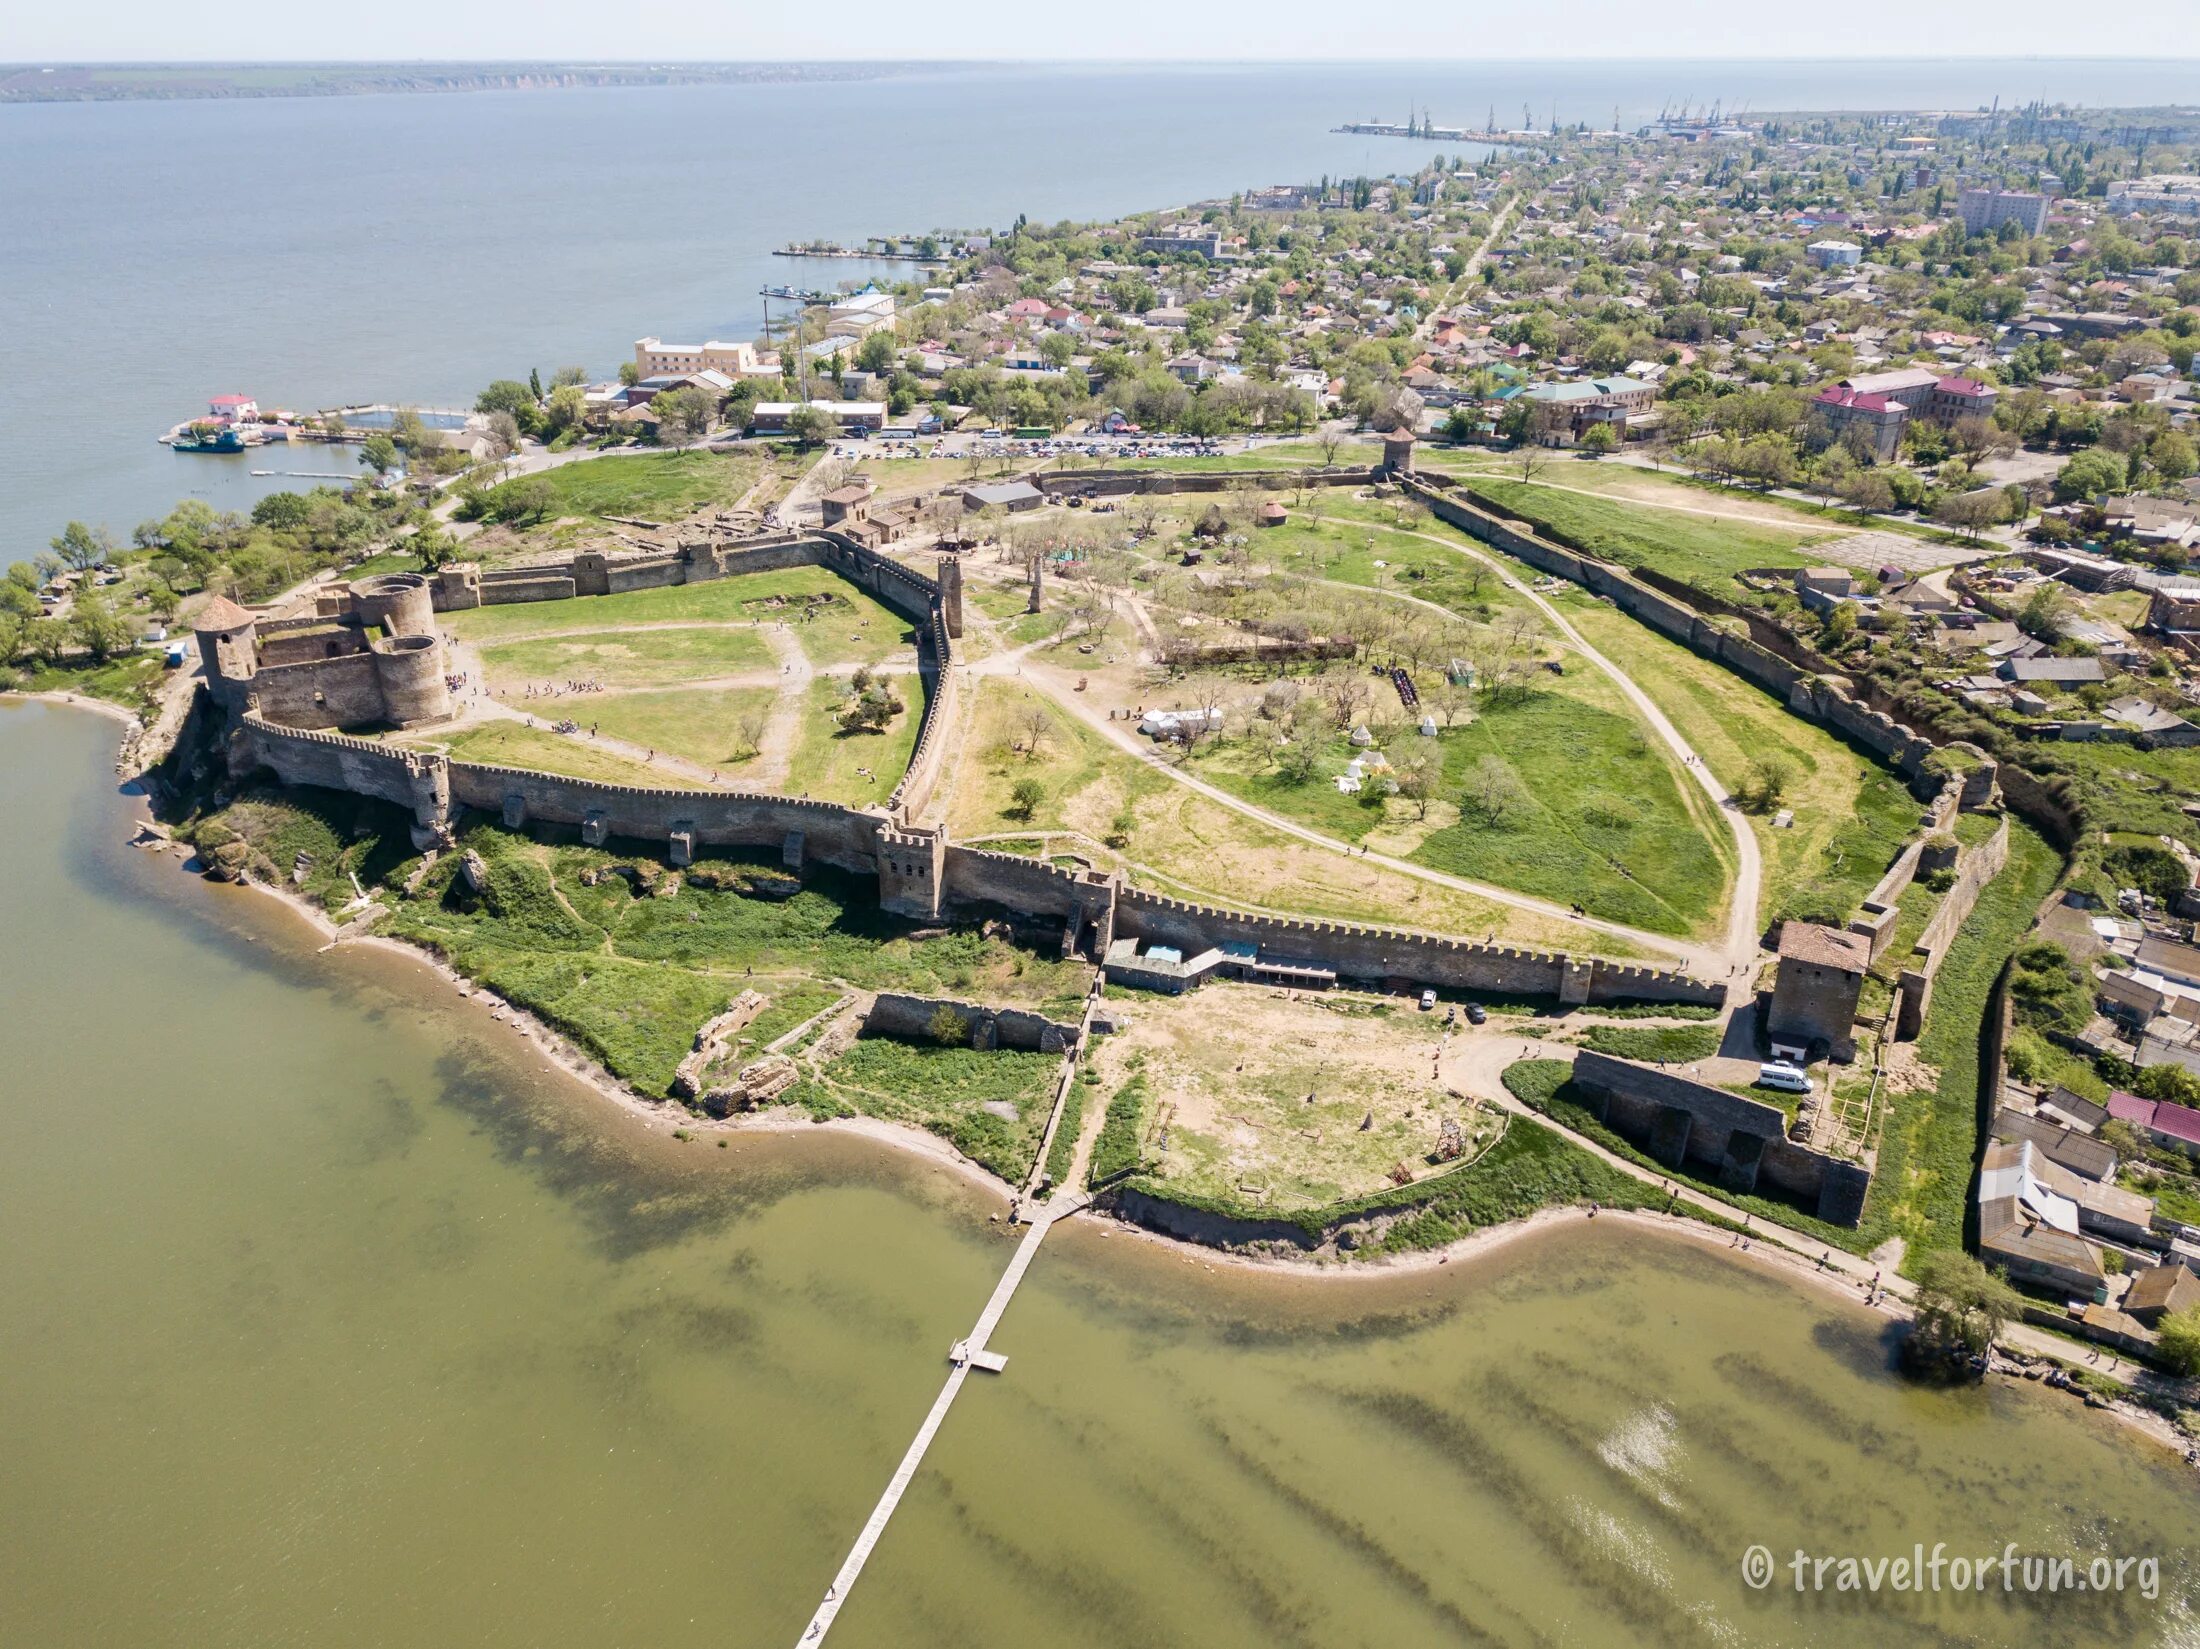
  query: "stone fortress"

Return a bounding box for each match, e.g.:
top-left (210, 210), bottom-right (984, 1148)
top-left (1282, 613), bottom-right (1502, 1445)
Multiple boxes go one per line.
top-left (194, 452), bottom-right (2048, 1227)
top-left (197, 517), bottom-right (1719, 1016)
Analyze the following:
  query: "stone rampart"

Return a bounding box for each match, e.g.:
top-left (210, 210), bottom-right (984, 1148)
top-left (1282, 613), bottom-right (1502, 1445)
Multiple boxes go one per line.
top-left (1033, 465), bottom-right (1379, 499)
top-left (1570, 1049), bottom-right (1871, 1224)
top-left (863, 992), bottom-right (1080, 1054)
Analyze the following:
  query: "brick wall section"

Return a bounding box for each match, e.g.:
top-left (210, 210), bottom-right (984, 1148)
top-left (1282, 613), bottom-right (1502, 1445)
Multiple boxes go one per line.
top-left (1570, 1049), bottom-right (1871, 1224)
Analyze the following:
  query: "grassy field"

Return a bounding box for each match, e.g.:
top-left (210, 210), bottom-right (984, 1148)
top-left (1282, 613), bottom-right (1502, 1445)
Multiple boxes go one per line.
top-left (1086, 986), bottom-right (1489, 1212)
top-left (1458, 474), bottom-right (1818, 592)
top-left (942, 679), bottom-right (1616, 955)
top-left (441, 565), bottom-right (904, 647)
top-left (1573, 1022), bottom-right (1722, 1062)
top-left (1554, 591), bottom-right (1918, 928)
top-left (477, 450), bottom-right (760, 528)
top-left (807, 1036), bottom-right (1062, 1182)
top-left (1186, 686), bottom-right (1730, 937)
top-left (1246, 500), bottom-right (1546, 630)
top-left (475, 626), bottom-right (773, 692)
top-left (573, 686), bottom-right (779, 773)
top-left (404, 721), bottom-right (709, 787)
top-left (791, 675), bottom-right (929, 807)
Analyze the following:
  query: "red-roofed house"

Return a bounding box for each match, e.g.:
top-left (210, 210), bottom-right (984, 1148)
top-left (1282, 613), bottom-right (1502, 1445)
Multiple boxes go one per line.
top-left (208, 393), bottom-right (258, 422)
top-left (1811, 386), bottom-right (1908, 461)
top-left (1927, 376), bottom-right (1997, 422)
top-left (2109, 1091), bottom-right (2200, 1161)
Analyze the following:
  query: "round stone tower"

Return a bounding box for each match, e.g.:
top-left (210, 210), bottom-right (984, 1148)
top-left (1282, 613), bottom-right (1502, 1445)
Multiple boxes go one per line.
top-left (351, 572), bottom-right (436, 638)
top-left (1381, 429), bottom-right (1418, 478)
top-left (374, 632), bottom-right (452, 726)
top-left (190, 594), bottom-right (260, 711)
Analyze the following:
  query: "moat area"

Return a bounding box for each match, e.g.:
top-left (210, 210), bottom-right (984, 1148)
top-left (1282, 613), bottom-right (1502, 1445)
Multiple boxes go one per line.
top-left (4, 700), bottom-right (2195, 1646)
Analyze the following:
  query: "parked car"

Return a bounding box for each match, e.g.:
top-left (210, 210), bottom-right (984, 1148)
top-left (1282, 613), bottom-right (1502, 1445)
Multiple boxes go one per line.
top-left (1465, 1002), bottom-right (1487, 1026)
top-left (1755, 1062), bottom-right (1811, 1095)
top-left (1418, 989), bottom-right (1437, 1011)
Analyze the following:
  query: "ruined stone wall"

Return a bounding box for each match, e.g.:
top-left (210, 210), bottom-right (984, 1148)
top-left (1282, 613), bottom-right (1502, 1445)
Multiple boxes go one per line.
top-left (1570, 1049), bottom-right (1870, 1224)
top-left (864, 992), bottom-right (1080, 1054)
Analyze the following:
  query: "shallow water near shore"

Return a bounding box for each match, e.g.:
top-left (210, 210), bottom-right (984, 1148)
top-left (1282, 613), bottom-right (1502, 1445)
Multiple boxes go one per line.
top-left (2, 699), bottom-right (2196, 1648)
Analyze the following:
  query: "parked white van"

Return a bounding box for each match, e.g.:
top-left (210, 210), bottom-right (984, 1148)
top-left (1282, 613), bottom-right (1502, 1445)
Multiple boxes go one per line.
top-left (1756, 1062), bottom-right (1811, 1095)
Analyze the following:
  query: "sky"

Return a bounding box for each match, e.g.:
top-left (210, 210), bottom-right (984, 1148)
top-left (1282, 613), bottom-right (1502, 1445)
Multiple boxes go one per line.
top-left (10, 2), bottom-right (2200, 66)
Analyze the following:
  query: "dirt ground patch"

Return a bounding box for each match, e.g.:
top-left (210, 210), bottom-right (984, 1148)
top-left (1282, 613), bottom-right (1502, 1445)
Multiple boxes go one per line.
top-left (1088, 982), bottom-right (1499, 1211)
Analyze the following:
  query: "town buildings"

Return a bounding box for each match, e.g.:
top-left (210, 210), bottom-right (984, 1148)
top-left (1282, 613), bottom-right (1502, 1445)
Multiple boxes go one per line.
top-left (1958, 187), bottom-right (2050, 236)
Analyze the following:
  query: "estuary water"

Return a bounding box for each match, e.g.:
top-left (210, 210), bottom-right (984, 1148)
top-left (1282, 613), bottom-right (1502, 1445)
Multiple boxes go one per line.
top-left (2, 699), bottom-right (2196, 1646)
top-left (7, 58), bottom-right (2200, 560)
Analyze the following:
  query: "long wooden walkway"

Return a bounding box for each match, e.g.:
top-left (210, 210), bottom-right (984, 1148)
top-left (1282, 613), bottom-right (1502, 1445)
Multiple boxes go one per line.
top-left (794, 1191), bottom-right (1090, 1645)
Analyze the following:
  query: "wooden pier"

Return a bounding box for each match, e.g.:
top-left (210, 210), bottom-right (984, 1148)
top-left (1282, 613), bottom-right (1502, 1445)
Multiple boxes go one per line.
top-left (794, 1193), bottom-right (1088, 1645)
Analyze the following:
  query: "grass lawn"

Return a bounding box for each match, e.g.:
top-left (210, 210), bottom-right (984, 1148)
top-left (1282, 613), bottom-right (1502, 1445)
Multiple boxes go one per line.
top-left (576, 686), bottom-right (780, 774)
top-left (1249, 500), bottom-right (1547, 630)
top-left (1573, 1022), bottom-right (1723, 1062)
top-left (1554, 590), bottom-right (1917, 929)
top-left (441, 565), bottom-right (900, 645)
top-left (407, 721), bottom-right (709, 788)
top-left (942, 679), bottom-right (1614, 955)
top-left (475, 626), bottom-right (773, 692)
top-left (479, 449), bottom-right (760, 527)
top-left (1187, 686), bottom-right (1730, 938)
top-left (1457, 474), bottom-right (1818, 593)
top-left (792, 675), bottom-right (929, 807)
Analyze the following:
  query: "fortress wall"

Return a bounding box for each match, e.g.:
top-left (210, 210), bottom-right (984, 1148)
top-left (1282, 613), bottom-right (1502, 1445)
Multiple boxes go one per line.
top-left (249, 653), bottom-right (391, 730)
top-left (441, 763), bottom-right (883, 870)
top-left (890, 605), bottom-right (955, 821)
top-left (1895, 815), bottom-right (2012, 1037)
top-left (1033, 465), bottom-right (1380, 499)
top-left (941, 846), bottom-right (1087, 918)
top-left (241, 716), bottom-right (431, 811)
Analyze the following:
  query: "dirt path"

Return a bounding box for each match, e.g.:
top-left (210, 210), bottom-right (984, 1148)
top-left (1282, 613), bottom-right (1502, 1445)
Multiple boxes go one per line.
top-left (1386, 519), bottom-right (1764, 983)
top-left (753, 624), bottom-right (814, 790)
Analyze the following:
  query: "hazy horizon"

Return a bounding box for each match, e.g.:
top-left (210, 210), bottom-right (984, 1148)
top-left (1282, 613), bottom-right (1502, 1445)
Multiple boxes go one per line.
top-left (9, 1), bottom-right (2200, 69)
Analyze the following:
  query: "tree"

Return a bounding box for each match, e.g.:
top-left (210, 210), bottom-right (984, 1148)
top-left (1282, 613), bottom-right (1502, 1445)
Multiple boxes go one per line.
top-left (1931, 489), bottom-right (2005, 539)
top-left (543, 383), bottom-right (588, 437)
top-left (1395, 754), bottom-right (1436, 819)
top-left (2017, 581), bottom-right (2072, 642)
top-left (653, 386), bottom-right (716, 446)
top-left (1738, 754), bottom-right (1792, 813)
top-left (1907, 1250), bottom-right (2024, 1369)
top-left (1578, 422), bottom-right (1619, 457)
top-left (475, 379), bottom-right (538, 420)
top-left (409, 525), bottom-right (460, 571)
top-left (2158, 1305), bottom-right (2200, 1378)
top-left (499, 475), bottom-right (556, 526)
top-left (1462, 754), bottom-right (1523, 824)
top-left (926, 1005), bottom-right (969, 1046)
top-left (1008, 778), bottom-right (1045, 822)
top-left (855, 331), bottom-right (897, 375)
top-left (67, 591), bottom-right (134, 661)
top-left (550, 365), bottom-right (588, 389)
top-left (49, 520), bottom-right (115, 574)
top-left (2054, 446), bottom-right (2128, 502)
top-left (358, 433), bottom-right (400, 476)
top-left (784, 405), bottom-right (838, 447)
